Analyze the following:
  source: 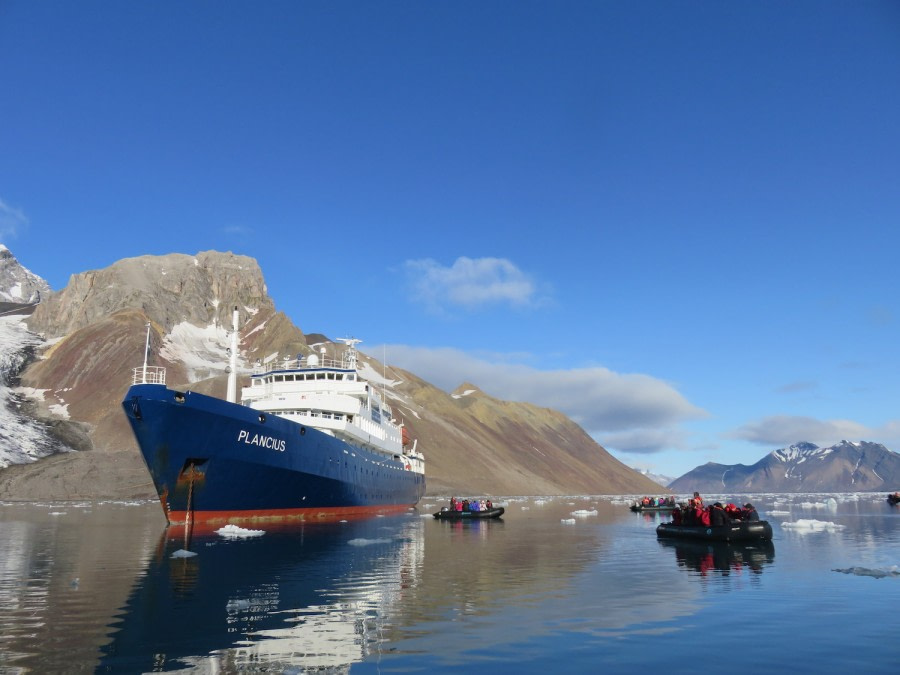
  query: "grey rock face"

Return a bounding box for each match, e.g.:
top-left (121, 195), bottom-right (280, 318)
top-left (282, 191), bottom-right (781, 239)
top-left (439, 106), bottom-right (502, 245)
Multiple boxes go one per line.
top-left (0, 245), bottom-right (51, 304)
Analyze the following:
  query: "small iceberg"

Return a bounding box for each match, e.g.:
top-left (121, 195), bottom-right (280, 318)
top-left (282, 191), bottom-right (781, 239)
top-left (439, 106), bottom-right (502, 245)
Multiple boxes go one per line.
top-left (171, 549), bottom-right (198, 558)
top-left (571, 509), bottom-right (598, 517)
top-left (781, 519), bottom-right (845, 532)
top-left (215, 524), bottom-right (265, 539)
top-left (560, 518), bottom-right (576, 525)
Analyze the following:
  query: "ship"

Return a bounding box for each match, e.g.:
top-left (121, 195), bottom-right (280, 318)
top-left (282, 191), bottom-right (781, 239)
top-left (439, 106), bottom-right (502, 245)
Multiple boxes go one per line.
top-left (122, 308), bottom-right (425, 528)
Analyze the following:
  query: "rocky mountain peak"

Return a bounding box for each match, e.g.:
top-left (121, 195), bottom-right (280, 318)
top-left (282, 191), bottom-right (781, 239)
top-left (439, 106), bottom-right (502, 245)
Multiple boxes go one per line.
top-left (0, 245), bottom-right (51, 304)
top-left (26, 250), bottom-right (272, 339)
top-left (451, 382), bottom-right (482, 399)
top-left (772, 442), bottom-right (822, 462)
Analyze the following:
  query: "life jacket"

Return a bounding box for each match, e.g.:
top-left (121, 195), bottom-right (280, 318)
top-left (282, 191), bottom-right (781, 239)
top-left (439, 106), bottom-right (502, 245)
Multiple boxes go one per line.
top-left (699, 508), bottom-right (711, 526)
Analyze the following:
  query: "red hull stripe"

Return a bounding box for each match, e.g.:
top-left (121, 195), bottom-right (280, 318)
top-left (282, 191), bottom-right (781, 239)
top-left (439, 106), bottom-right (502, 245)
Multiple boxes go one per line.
top-left (166, 503), bottom-right (416, 532)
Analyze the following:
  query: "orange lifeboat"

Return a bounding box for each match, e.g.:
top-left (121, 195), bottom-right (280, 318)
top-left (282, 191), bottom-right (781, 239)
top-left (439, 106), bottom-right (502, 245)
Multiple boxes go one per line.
top-left (401, 425), bottom-right (411, 448)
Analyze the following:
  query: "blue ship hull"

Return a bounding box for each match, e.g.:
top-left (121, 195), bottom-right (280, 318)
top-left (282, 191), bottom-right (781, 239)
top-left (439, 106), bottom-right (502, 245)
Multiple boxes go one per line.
top-left (122, 383), bottom-right (425, 527)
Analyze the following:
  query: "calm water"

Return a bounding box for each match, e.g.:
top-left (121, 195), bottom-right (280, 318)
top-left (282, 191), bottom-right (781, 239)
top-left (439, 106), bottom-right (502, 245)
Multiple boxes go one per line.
top-left (1, 494), bottom-right (898, 674)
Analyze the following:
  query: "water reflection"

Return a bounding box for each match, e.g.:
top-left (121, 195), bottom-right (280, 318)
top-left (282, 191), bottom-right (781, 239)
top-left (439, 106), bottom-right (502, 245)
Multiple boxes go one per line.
top-left (4, 495), bottom-right (898, 672)
top-left (657, 538), bottom-right (776, 577)
top-left (99, 515), bottom-right (424, 672)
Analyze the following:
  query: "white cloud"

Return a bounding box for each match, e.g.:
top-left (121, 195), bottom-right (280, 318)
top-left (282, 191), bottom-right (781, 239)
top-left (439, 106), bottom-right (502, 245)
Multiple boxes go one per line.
top-left (0, 198), bottom-right (28, 241)
top-left (731, 415), bottom-right (882, 448)
top-left (600, 428), bottom-right (690, 455)
top-left (404, 257), bottom-right (542, 312)
top-left (373, 344), bottom-right (707, 451)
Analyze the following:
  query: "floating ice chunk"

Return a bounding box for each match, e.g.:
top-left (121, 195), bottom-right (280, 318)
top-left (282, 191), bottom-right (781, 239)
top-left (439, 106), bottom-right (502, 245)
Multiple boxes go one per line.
top-left (833, 566), bottom-right (900, 579)
top-left (781, 519), bottom-right (845, 532)
top-left (216, 524), bottom-right (265, 538)
top-left (171, 549), bottom-right (198, 558)
top-left (348, 537), bottom-right (392, 546)
top-left (571, 509), bottom-right (598, 516)
top-left (800, 501), bottom-right (828, 509)
top-left (768, 510), bottom-right (791, 516)
top-left (560, 518), bottom-right (576, 525)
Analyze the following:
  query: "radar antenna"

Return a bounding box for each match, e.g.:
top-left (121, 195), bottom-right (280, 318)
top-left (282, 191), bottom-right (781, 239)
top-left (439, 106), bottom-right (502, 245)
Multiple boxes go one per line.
top-left (336, 337), bottom-right (362, 369)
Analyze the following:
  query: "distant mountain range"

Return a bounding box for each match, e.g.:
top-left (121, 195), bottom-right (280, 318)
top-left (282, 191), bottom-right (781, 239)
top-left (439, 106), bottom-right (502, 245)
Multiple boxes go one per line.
top-left (635, 469), bottom-right (674, 489)
top-left (0, 247), bottom-right (663, 501)
top-left (668, 441), bottom-right (900, 493)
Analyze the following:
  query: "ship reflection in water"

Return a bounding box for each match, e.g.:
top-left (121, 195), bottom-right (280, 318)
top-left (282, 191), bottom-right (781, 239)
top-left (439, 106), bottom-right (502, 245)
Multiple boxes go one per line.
top-left (99, 514), bottom-right (424, 673)
top-left (657, 537), bottom-right (776, 577)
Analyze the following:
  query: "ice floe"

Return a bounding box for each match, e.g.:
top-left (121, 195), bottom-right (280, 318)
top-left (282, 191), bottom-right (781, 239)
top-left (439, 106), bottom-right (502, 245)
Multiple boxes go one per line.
top-left (171, 549), bottom-right (198, 558)
top-left (216, 524), bottom-right (265, 538)
top-left (781, 519), bottom-right (845, 532)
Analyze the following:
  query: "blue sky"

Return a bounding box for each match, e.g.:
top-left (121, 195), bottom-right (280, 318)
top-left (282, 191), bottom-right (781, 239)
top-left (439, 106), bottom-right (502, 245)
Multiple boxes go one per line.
top-left (2, 1), bottom-right (899, 479)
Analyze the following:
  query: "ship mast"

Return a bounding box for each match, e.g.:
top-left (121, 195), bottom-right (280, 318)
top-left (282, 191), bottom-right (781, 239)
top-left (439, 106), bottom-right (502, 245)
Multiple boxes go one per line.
top-left (141, 321), bottom-right (151, 384)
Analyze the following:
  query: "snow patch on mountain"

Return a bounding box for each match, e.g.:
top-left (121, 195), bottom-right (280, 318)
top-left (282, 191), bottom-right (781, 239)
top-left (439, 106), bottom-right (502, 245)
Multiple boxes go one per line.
top-left (0, 314), bottom-right (69, 467)
top-left (159, 321), bottom-right (234, 382)
top-left (773, 442), bottom-right (831, 463)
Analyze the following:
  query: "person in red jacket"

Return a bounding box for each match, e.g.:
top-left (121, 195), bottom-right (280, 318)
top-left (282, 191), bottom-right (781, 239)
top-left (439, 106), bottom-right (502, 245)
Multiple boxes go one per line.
top-left (698, 505), bottom-right (711, 526)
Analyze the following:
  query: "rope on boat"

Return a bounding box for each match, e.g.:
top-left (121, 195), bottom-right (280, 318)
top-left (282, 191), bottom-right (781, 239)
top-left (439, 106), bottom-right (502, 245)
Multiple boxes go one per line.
top-left (184, 464), bottom-right (195, 549)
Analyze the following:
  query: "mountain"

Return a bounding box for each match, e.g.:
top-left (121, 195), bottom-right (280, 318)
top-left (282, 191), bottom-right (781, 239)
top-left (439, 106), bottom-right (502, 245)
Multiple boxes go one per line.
top-left (0, 244), bottom-right (50, 305)
top-left (668, 441), bottom-right (900, 493)
top-left (634, 468), bottom-right (673, 489)
top-left (0, 249), bottom-right (663, 501)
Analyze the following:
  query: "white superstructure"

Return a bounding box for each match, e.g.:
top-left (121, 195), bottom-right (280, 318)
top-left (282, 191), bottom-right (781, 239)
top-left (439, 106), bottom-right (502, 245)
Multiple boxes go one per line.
top-left (240, 338), bottom-right (424, 474)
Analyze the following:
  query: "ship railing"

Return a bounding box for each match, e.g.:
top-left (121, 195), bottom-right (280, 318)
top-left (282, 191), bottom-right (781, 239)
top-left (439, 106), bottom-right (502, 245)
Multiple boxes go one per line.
top-left (132, 365), bottom-right (167, 385)
top-left (251, 355), bottom-right (355, 374)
